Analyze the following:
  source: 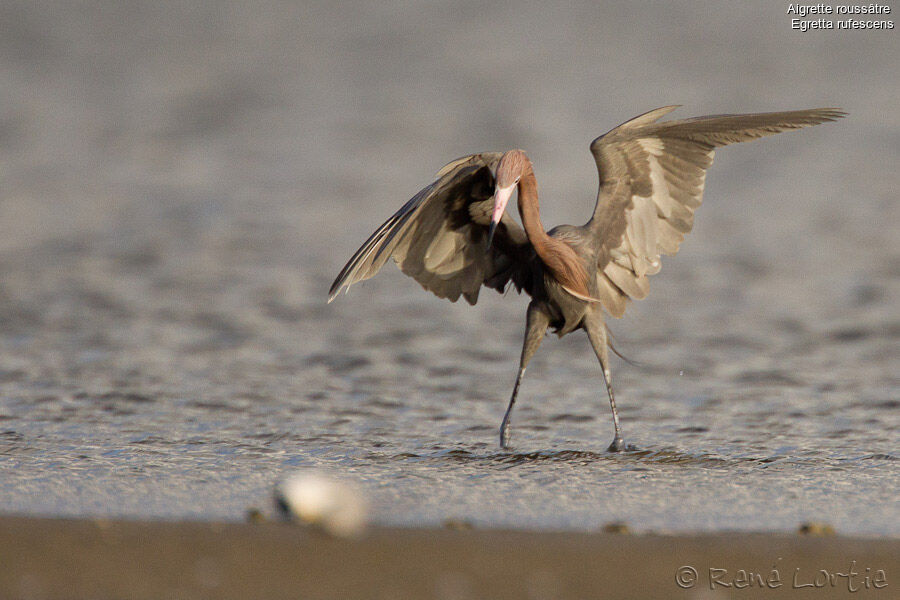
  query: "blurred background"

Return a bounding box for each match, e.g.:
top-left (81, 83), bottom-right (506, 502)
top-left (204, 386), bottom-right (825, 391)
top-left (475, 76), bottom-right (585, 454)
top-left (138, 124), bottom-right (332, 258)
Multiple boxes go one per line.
top-left (0, 1), bottom-right (897, 533)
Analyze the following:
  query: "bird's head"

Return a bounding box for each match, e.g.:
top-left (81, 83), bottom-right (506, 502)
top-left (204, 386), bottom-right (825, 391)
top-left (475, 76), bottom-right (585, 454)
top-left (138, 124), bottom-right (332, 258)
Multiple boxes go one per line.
top-left (488, 150), bottom-right (530, 250)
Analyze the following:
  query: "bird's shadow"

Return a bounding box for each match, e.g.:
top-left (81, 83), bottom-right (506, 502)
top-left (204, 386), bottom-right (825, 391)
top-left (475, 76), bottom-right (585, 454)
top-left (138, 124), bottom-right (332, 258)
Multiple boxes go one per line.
top-left (376, 445), bottom-right (743, 468)
top-left (477, 446), bottom-right (734, 468)
top-left (368, 444), bottom-right (896, 470)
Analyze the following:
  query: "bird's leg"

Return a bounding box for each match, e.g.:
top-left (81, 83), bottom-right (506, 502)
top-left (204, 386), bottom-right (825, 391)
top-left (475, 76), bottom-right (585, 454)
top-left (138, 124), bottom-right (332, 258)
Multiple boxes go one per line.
top-left (601, 367), bottom-right (625, 452)
top-left (585, 317), bottom-right (625, 452)
top-left (500, 302), bottom-right (549, 449)
top-left (500, 368), bottom-right (525, 449)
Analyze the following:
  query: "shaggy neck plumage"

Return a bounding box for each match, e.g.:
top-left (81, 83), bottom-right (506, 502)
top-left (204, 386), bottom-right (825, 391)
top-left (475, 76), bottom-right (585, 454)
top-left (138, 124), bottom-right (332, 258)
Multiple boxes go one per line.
top-left (515, 168), bottom-right (548, 250)
top-left (514, 162), bottom-right (592, 299)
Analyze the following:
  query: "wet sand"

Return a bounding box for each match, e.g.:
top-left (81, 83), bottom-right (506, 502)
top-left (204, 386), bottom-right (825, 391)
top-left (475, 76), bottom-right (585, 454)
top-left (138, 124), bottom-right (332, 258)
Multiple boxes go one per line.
top-left (0, 0), bottom-right (897, 537)
top-left (1, 516), bottom-right (895, 600)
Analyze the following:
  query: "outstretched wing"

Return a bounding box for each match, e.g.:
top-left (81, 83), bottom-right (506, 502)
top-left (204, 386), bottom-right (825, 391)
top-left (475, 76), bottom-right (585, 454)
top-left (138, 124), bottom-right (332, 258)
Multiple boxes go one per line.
top-left (329, 152), bottom-right (533, 305)
top-left (587, 106), bottom-right (845, 317)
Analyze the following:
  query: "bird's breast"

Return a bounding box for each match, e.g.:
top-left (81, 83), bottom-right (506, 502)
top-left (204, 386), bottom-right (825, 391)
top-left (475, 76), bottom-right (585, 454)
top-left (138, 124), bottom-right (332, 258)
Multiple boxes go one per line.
top-left (541, 273), bottom-right (590, 336)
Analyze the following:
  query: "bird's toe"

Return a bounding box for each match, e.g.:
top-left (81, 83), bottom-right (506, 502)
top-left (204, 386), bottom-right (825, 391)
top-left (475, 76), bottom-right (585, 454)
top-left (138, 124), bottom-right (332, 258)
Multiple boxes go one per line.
top-left (607, 437), bottom-right (626, 453)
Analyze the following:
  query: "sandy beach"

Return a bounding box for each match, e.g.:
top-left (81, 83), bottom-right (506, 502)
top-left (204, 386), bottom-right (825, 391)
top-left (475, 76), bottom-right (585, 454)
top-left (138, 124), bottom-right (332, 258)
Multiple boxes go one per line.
top-left (0, 515), bottom-right (895, 600)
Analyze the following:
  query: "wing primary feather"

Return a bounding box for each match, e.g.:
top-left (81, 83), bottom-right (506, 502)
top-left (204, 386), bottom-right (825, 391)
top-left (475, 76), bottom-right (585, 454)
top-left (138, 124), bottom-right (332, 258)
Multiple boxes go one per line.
top-left (329, 152), bottom-right (531, 304)
top-left (586, 106), bottom-right (844, 318)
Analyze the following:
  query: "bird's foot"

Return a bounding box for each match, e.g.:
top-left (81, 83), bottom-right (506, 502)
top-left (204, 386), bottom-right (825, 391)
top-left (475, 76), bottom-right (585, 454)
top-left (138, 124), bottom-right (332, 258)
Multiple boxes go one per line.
top-left (607, 436), bottom-right (626, 453)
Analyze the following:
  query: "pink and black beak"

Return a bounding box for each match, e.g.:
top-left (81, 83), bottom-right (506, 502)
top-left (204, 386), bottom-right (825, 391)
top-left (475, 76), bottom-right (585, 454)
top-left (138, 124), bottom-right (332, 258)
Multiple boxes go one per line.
top-left (486, 183), bottom-right (515, 251)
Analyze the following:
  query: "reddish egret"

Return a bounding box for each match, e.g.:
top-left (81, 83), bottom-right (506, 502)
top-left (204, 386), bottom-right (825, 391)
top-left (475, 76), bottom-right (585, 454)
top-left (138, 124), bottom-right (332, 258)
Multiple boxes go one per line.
top-left (329, 107), bottom-right (844, 451)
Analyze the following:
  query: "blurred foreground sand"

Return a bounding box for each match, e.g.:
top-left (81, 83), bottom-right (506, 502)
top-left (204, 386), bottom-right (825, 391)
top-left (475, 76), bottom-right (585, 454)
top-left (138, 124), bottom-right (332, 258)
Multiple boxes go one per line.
top-left (0, 516), bottom-right (896, 600)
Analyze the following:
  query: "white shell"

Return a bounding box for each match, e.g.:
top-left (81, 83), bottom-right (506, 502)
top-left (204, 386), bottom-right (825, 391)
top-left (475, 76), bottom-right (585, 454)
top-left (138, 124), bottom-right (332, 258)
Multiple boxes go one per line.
top-left (275, 471), bottom-right (368, 537)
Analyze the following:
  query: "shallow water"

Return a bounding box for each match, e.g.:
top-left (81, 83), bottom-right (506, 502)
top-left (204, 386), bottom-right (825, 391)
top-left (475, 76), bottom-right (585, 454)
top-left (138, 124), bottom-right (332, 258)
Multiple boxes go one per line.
top-left (0, 1), bottom-right (897, 534)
